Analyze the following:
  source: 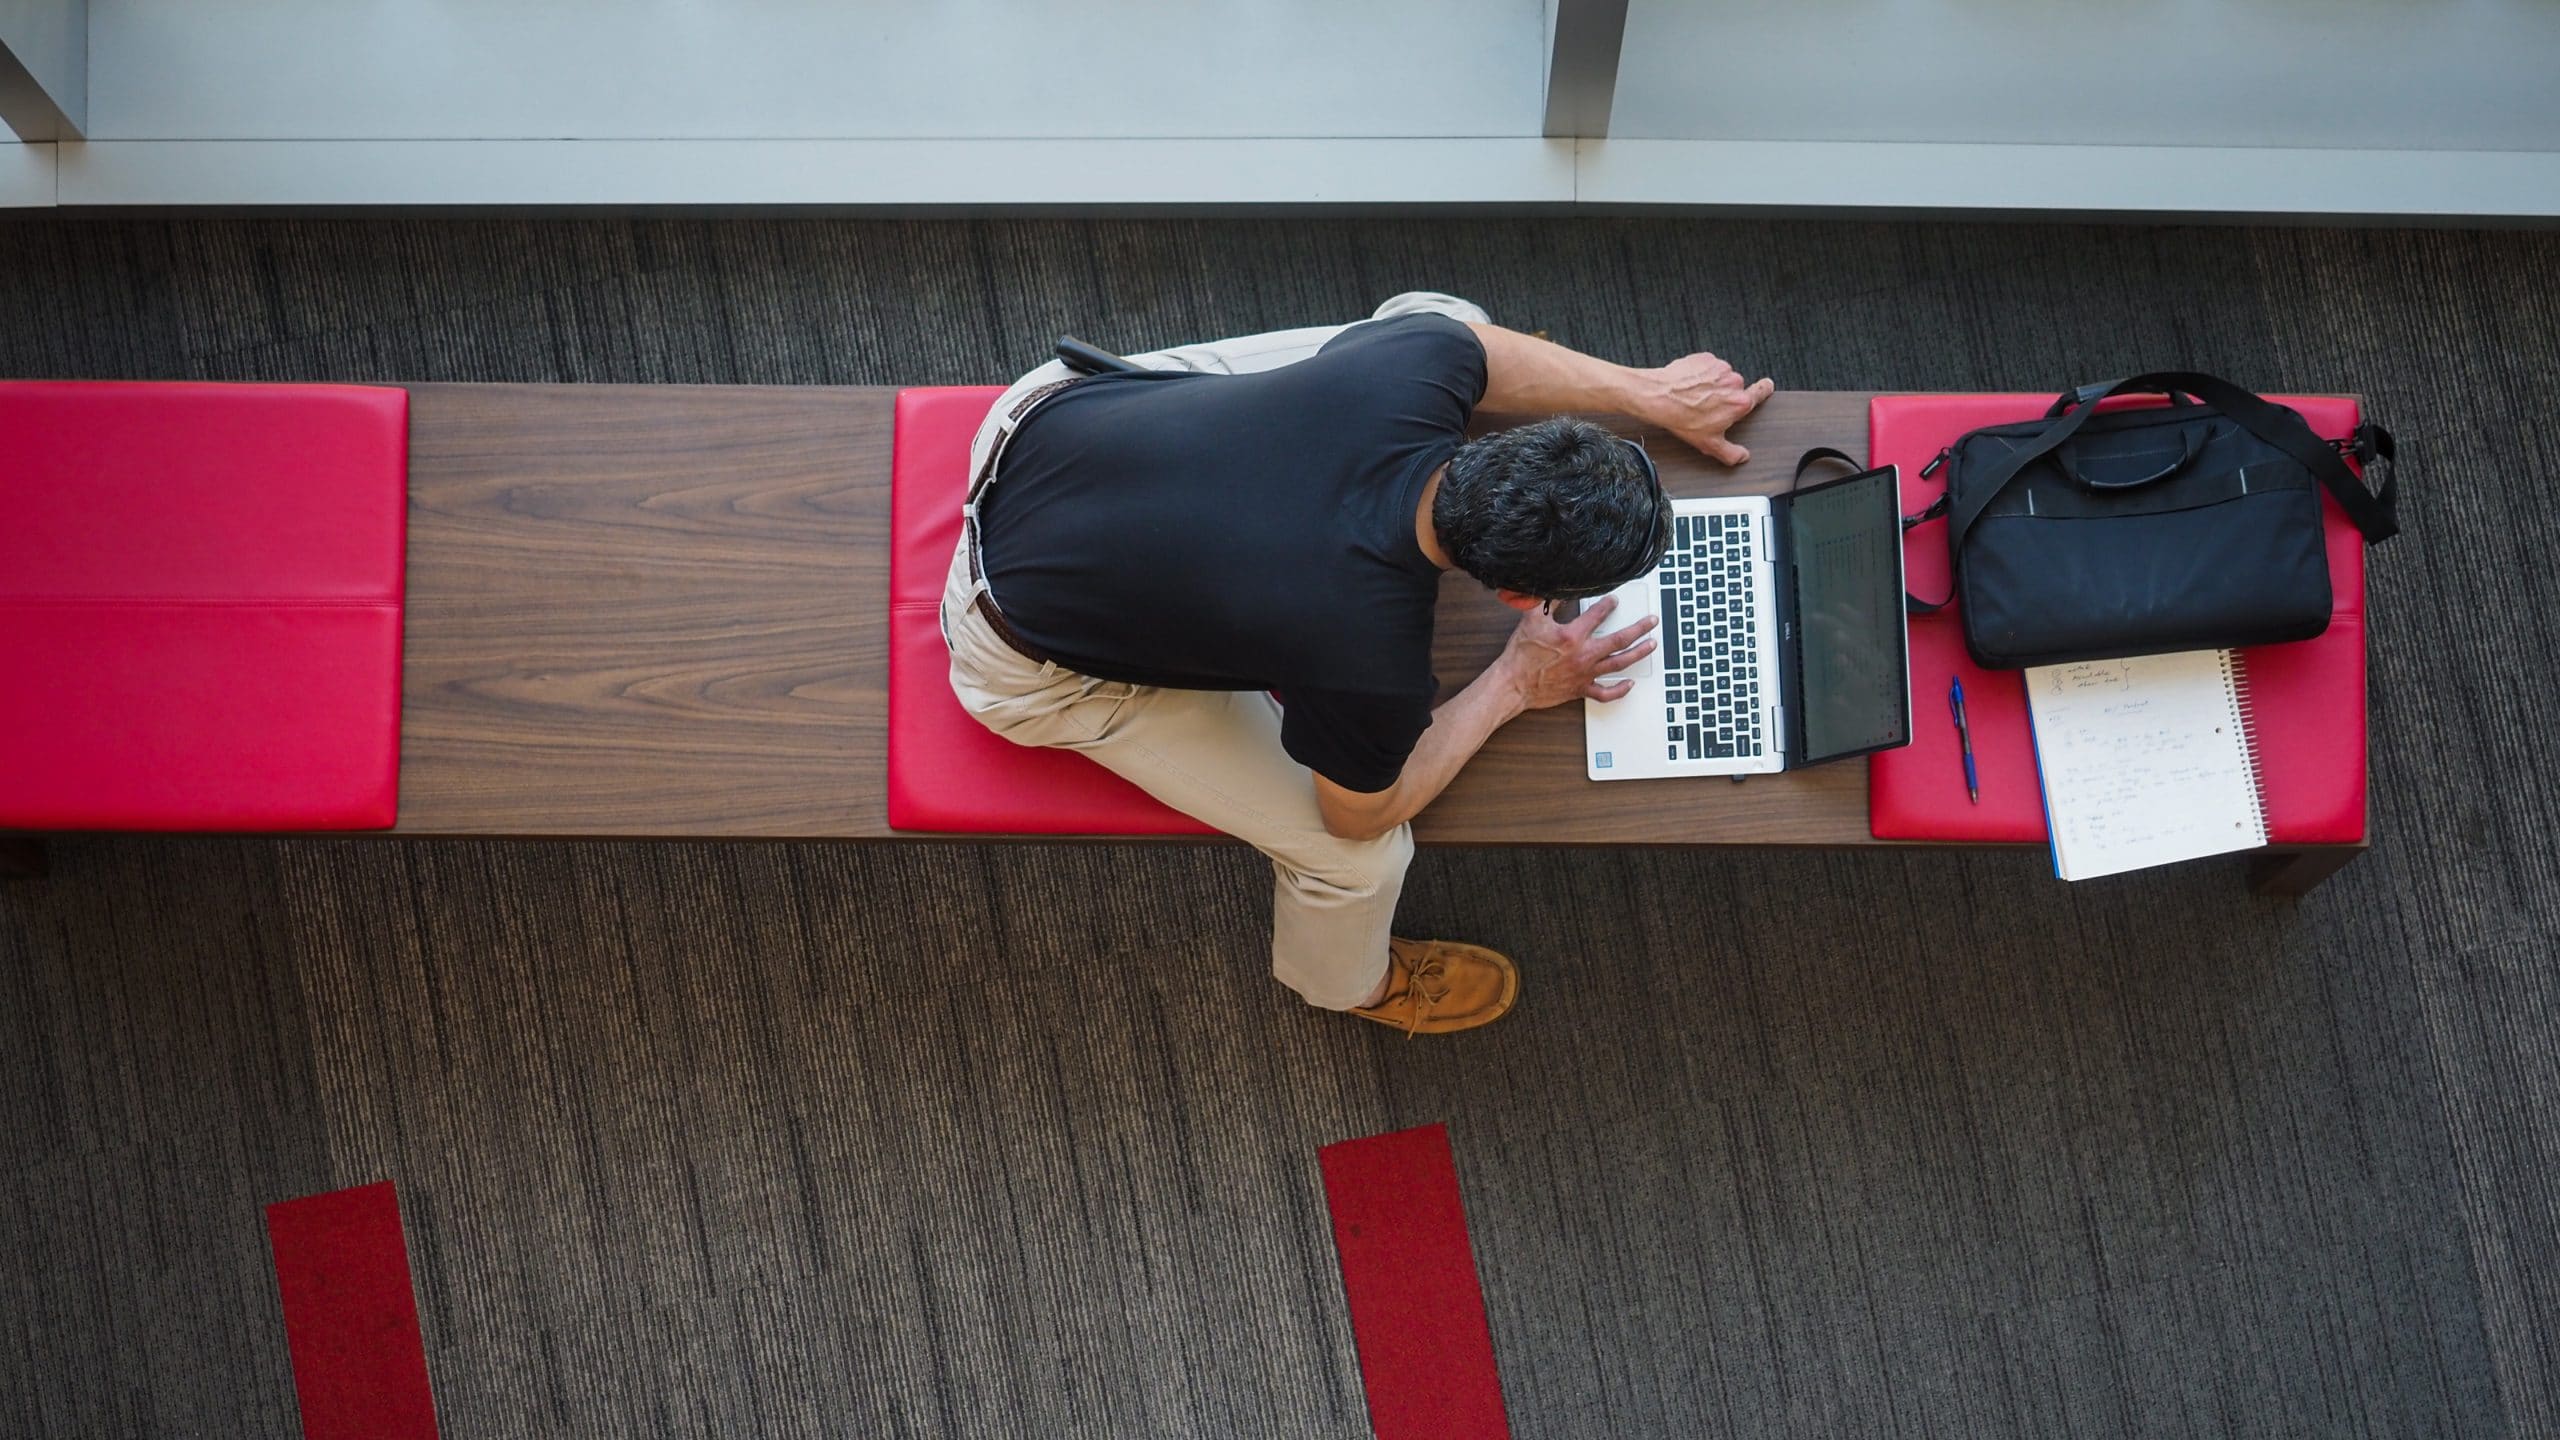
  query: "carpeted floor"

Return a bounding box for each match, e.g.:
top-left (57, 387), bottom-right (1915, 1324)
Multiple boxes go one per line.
top-left (2, 217), bottom-right (2556, 1438)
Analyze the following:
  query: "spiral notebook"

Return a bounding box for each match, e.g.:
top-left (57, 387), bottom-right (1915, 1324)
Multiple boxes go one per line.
top-left (2025, 650), bottom-right (2270, 880)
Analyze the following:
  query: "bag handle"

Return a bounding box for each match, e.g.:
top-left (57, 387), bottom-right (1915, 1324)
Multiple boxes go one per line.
top-left (2043, 387), bottom-right (2198, 419)
top-left (2053, 425), bottom-right (2205, 491)
top-left (1792, 445), bottom-right (1863, 487)
top-left (2044, 383), bottom-right (2203, 491)
top-left (1947, 372), bottom-right (2400, 559)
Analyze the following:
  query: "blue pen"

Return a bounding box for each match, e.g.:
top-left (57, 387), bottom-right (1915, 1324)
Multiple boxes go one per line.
top-left (1949, 677), bottom-right (1979, 804)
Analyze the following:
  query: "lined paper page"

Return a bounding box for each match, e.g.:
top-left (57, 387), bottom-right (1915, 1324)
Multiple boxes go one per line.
top-left (2026, 651), bottom-right (2269, 881)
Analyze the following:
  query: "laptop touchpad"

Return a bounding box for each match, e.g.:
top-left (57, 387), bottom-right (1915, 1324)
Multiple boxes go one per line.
top-left (1592, 577), bottom-right (1658, 683)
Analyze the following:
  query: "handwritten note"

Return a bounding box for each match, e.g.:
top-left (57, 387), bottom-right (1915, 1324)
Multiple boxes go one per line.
top-left (2026, 650), bottom-right (2269, 881)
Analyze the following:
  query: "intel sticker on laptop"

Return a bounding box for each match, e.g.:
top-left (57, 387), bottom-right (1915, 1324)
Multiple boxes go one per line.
top-left (1594, 751), bottom-right (1613, 769)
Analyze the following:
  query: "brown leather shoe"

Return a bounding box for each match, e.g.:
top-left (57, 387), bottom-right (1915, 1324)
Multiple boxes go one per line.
top-left (1349, 937), bottom-right (1520, 1036)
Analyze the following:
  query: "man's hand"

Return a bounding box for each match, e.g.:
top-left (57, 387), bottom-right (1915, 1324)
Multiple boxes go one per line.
top-left (1638, 353), bottom-right (1777, 467)
top-left (1497, 596), bottom-right (1659, 710)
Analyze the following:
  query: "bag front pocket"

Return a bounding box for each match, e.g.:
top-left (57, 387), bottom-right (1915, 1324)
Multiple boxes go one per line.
top-left (1959, 488), bottom-right (2332, 668)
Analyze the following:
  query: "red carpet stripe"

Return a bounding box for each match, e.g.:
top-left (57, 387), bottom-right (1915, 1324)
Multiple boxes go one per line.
top-left (265, 1181), bottom-right (441, 1440)
top-left (1318, 1123), bottom-right (1512, 1439)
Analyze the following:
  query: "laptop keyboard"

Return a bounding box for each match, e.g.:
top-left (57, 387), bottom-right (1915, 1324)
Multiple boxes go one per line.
top-left (1659, 512), bottom-right (1764, 762)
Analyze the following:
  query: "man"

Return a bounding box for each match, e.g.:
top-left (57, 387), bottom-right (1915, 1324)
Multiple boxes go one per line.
top-left (944, 293), bottom-right (1773, 1035)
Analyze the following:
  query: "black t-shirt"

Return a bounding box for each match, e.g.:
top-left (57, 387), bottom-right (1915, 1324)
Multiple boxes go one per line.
top-left (976, 314), bottom-right (1487, 792)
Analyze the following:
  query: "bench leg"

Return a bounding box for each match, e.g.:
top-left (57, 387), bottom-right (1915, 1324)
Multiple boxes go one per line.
top-left (0, 839), bottom-right (48, 879)
top-left (2249, 845), bottom-right (2361, 898)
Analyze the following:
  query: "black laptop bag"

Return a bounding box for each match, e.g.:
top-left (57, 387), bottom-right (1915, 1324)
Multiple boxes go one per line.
top-left (1922, 371), bottom-right (2398, 669)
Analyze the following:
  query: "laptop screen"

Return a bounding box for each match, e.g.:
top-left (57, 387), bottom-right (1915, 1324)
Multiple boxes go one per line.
top-left (1787, 467), bottom-right (1911, 763)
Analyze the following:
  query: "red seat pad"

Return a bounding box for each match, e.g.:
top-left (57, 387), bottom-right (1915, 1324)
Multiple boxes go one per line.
top-left (1867, 394), bottom-right (2368, 846)
top-left (887, 387), bottom-right (1215, 835)
top-left (0, 382), bottom-right (407, 831)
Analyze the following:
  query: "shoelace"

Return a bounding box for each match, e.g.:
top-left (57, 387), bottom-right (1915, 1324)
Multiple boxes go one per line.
top-left (1390, 949), bottom-right (1452, 1038)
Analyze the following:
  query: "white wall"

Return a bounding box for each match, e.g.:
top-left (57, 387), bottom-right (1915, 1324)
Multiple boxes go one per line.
top-left (1612, 0), bottom-right (2560, 153)
top-left (56, 137), bottom-right (1578, 206)
top-left (88, 0), bottom-right (1544, 141)
top-left (0, 135), bottom-right (51, 202)
top-left (29, 0), bottom-right (2560, 214)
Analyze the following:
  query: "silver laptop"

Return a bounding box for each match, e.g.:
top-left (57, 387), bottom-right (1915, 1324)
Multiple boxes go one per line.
top-left (1584, 462), bottom-right (1912, 780)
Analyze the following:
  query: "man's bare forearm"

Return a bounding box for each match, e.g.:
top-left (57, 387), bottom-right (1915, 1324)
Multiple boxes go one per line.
top-left (1319, 660), bottom-right (1528, 841)
top-left (1466, 321), bottom-right (1774, 466)
top-left (1466, 323), bottom-right (1661, 421)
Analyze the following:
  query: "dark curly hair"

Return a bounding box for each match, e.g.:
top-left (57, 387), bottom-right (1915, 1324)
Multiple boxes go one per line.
top-left (1432, 417), bottom-right (1671, 599)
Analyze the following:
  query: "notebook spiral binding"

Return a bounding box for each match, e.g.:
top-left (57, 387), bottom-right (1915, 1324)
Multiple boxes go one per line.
top-left (2224, 651), bottom-right (2273, 834)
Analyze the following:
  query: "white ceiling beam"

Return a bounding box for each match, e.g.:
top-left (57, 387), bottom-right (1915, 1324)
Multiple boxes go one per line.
top-left (1542, 0), bottom-right (1627, 139)
top-left (0, 0), bottom-right (85, 140)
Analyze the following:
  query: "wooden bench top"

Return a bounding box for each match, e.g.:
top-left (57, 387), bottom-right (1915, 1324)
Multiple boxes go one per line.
top-left (394, 382), bottom-right (1876, 843)
top-left (390, 382), bottom-right (2357, 890)
top-left (400, 384), bottom-right (893, 838)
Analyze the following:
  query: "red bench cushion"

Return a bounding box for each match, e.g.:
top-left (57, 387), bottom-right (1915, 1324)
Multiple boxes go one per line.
top-left (1867, 393), bottom-right (2369, 846)
top-left (886, 387), bottom-right (1214, 835)
top-left (0, 382), bottom-right (408, 832)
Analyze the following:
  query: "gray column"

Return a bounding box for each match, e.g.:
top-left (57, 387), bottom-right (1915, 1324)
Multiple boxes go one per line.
top-left (1542, 0), bottom-right (1628, 139)
top-left (0, 0), bottom-right (85, 140)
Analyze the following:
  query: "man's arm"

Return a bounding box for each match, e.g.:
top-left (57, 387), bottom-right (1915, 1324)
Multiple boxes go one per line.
top-left (1312, 597), bottom-right (1656, 841)
top-left (1464, 322), bottom-right (1776, 467)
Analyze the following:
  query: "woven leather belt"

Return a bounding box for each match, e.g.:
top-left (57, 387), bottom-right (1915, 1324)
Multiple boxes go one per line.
top-left (963, 374), bottom-right (1086, 667)
top-left (966, 547), bottom-right (1053, 666)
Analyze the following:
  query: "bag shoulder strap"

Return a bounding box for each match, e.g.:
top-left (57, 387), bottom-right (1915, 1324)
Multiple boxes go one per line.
top-left (1945, 372), bottom-right (2400, 559)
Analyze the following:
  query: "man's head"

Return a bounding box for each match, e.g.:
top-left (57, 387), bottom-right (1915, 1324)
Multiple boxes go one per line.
top-left (1432, 417), bottom-right (1672, 604)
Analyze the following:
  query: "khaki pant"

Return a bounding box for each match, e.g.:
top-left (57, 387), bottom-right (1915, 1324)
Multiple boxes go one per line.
top-left (942, 292), bottom-right (1490, 1008)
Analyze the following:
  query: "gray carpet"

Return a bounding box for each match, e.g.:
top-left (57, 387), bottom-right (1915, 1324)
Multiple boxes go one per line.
top-left (2, 217), bottom-right (2556, 1438)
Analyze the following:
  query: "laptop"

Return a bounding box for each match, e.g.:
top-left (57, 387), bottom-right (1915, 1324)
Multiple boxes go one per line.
top-left (1584, 461), bottom-right (1912, 780)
